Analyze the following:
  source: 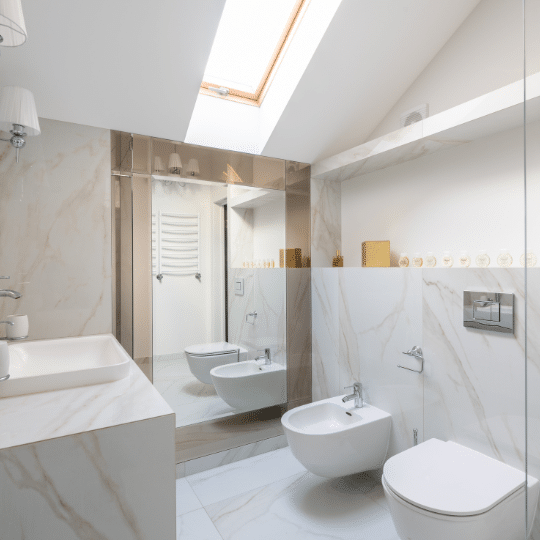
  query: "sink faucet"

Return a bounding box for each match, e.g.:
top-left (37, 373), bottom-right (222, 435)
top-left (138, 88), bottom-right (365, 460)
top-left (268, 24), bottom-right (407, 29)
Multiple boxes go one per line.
top-left (342, 382), bottom-right (363, 408)
top-left (0, 277), bottom-right (22, 299)
top-left (255, 348), bottom-right (271, 365)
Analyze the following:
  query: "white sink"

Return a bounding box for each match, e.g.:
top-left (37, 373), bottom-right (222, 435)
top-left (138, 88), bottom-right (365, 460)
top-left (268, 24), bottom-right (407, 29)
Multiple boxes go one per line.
top-left (281, 396), bottom-right (391, 478)
top-left (210, 360), bottom-right (286, 410)
top-left (0, 334), bottom-right (130, 399)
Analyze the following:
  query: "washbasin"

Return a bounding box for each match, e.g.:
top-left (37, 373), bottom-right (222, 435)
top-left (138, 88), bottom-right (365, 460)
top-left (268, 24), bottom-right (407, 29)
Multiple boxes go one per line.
top-left (210, 359), bottom-right (286, 410)
top-left (0, 334), bottom-right (130, 399)
top-left (282, 396), bottom-right (392, 478)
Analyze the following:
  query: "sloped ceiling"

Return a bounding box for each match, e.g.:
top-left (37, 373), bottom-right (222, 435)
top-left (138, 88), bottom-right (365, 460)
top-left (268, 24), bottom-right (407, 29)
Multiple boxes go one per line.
top-left (1, 0), bottom-right (482, 164)
top-left (0, 0), bottom-right (226, 142)
top-left (262, 0), bottom-right (480, 163)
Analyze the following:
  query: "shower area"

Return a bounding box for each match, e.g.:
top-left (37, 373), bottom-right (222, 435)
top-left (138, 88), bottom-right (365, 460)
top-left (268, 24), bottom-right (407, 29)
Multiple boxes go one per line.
top-left (111, 133), bottom-right (311, 454)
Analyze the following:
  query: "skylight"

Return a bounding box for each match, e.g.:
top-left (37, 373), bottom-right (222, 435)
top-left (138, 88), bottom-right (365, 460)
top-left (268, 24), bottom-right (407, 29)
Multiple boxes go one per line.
top-left (201, 0), bottom-right (307, 106)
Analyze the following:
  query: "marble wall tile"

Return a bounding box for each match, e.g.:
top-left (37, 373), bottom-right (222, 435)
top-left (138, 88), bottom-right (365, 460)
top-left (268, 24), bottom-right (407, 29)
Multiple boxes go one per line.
top-left (0, 118), bottom-right (112, 340)
top-left (254, 268), bottom-right (286, 366)
top-left (339, 268), bottom-right (423, 457)
top-left (0, 415), bottom-right (176, 540)
top-left (423, 269), bottom-right (526, 467)
top-left (228, 268), bottom-right (255, 349)
top-left (287, 268), bottom-right (312, 403)
top-left (311, 178), bottom-right (341, 267)
top-left (312, 268), bottom-right (340, 400)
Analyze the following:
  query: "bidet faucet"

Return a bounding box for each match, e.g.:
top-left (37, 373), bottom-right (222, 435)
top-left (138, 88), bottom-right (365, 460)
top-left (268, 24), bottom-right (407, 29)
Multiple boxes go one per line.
top-left (255, 348), bottom-right (271, 365)
top-left (342, 382), bottom-right (363, 408)
top-left (0, 276), bottom-right (21, 299)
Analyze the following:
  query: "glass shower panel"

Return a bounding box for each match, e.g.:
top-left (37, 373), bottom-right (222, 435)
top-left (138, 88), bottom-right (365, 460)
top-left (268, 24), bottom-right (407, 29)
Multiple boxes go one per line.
top-left (525, 0), bottom-right (540, 536)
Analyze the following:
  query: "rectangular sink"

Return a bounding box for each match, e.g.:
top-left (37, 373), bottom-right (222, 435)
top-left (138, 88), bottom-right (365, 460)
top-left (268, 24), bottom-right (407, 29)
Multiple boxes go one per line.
top-left (0, 334), bottom-right (131, 399)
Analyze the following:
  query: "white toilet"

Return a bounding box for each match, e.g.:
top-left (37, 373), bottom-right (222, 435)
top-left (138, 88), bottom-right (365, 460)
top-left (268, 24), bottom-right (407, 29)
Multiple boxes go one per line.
top-left (184, 342), bottom-right (247, 385)
top-left (383, 438), bottom-right (539, 540)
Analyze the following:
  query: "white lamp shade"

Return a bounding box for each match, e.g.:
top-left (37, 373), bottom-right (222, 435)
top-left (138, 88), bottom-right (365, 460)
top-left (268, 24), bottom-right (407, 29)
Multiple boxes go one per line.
top-left (187, 158), bottom-right (200, 176)
top-left (0, 0), bottom-right (27, 46)
top-left (154, 156), bottom-right (165, 172)
top-left (168, 153), bottom-right (182, 172)
top-left (0, 86), bottom-right (40, 135)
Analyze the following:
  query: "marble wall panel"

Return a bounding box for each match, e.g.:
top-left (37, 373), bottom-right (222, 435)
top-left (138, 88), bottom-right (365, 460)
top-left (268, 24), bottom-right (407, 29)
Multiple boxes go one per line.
top-left (0, 118), bottom-right (112, 340)
top-left (287, 268), bottom-right (312, 403)
top-left (0, 415), bottom-right (176, 540)
top-left (311, 268), bottom-right (340, 401)
top-left (311, 178), bottom-right (341, 267)
top-left (254, 268), bottom-right (286, 366)
top-left (339, 268), bottom-right (423, 457)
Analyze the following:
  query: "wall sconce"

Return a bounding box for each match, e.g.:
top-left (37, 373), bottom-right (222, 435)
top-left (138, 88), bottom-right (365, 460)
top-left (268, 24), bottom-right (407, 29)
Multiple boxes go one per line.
top-left (0, 0), bottom-right (27, 47)
top-left (0, 86), bottom-right (40, 162)
top-left (187, 158), bottom-right (200, 177)
top-left (153, 156), bottom-right (165, 174)
top-left (168, 146), bottom-right (182, 175)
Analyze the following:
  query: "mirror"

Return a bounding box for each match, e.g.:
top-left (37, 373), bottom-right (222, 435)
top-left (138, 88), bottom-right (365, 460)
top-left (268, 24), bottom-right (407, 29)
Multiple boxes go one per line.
top-left (151, 177), bottom-right (286, 427)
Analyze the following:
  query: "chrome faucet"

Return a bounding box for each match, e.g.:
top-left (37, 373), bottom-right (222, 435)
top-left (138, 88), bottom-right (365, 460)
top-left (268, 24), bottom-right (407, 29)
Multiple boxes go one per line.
top-left (342, 382), bottom-right (363, 408)
top-left (0, 277), bottom-right (21, 299)
top-left (0, 290), bottom-right (21, 299)
top-left (255, 348), bottom-right (271, 365)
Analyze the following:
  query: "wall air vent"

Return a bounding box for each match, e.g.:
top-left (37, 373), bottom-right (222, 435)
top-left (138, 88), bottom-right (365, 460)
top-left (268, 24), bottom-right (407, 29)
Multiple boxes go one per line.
top-left (400, 104), bottom-right (429, 127)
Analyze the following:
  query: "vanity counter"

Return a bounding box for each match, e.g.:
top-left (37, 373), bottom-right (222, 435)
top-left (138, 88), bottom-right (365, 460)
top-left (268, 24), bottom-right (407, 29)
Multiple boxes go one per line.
top-left (0, 358), bottom-right (173, 450)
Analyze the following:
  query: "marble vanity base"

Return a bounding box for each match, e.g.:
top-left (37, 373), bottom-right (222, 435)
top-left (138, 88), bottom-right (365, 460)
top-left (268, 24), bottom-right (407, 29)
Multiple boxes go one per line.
top-left (0, 414), bottom-right (175, 540)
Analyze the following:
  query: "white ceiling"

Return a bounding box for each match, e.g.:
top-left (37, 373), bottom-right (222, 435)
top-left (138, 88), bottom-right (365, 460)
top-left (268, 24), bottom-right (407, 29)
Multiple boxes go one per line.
top-left (262, 0), bottom-right (481, 163)
top-left (0, 0), bottom-right (226, 142)
top-left (0, 0), bottom-right (482, 164)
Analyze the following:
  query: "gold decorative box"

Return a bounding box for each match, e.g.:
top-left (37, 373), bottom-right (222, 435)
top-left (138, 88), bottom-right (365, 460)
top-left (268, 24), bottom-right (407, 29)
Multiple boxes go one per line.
top-left (362, 241), bottom-right (390, 267)
top-left (279, 248), bottom-right (302, 268)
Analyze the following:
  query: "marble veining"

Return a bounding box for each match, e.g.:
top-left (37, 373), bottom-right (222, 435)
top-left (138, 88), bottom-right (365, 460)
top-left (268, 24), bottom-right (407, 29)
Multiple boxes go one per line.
top-left (311, 178), bottom-right (341, 267)
top-left (0, 118), bottom-right (112, 340)
top-left (0, 359), bottom-right (173, 450)
top-left (181, 447), bottom-right (399, 540)
top-left (0, 415), bottom-right (175, 540)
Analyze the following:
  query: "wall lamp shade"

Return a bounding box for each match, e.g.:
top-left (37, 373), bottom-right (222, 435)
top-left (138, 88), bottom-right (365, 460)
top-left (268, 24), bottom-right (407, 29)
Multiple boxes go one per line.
top-left (154, 156), bottom-right (165, 173)
top-left (168, 153), bottom-right (182, 175)
top-left (0, 0), bottom-right (27, 47)
top-left (0, 86), bottom-right (40, 162)
top-left (187, 158), bottom-right (200, 176)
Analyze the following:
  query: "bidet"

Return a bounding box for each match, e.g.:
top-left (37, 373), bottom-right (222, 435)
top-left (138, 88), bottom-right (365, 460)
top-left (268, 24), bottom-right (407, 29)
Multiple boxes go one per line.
top-left (281, 395), bottom-right (391, 478)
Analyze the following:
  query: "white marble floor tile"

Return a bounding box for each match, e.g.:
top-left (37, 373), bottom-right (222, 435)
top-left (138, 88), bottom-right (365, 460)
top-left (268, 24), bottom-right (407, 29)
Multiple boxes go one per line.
top-left (187, 448), bottom-right (306, 507)
top-left (177, 478), bottom-right (203, 516)
top-left (205, 470), bottom-right (400, 540)
top-left (177, 509), bottom-right (224, 540)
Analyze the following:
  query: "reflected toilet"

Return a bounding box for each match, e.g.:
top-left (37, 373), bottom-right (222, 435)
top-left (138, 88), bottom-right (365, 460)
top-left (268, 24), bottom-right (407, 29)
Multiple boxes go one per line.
top-left (185, 342), bottom-right (247, 385)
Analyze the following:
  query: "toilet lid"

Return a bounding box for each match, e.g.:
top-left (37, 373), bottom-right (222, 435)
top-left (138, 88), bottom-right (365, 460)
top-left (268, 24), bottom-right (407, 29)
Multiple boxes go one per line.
top-left (383, 439), bottom-right (525, 516)
top-left (185, 342), bottom-right (240, 356)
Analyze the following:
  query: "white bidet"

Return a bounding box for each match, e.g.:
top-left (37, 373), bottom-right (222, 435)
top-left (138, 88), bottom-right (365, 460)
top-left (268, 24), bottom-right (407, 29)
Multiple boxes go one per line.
top-left (281, 396), bottom-right (391, 478)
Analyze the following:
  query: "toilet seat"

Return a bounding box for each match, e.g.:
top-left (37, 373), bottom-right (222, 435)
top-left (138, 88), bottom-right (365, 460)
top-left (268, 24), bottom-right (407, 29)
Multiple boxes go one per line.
top-left (383, 439), bottom-right (525, 517)
top-left (185, 342), bottom-right (240, 357)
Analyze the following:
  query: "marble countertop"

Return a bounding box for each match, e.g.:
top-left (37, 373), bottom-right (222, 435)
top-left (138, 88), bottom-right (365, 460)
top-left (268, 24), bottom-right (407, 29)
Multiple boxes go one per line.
top-left (0, 360), bottom-right (174, 450)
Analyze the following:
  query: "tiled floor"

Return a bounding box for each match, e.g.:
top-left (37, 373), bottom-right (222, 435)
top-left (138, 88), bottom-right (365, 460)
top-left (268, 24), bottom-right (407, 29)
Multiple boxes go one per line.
top-left (153, 353), bottom-right (238, 427)
top-left (177, 447), bottom-right (400, 540)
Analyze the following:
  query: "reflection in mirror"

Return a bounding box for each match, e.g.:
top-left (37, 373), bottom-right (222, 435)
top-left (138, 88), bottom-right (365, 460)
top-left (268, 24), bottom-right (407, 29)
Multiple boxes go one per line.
top-left (151, 175), bottom-right (286, 427)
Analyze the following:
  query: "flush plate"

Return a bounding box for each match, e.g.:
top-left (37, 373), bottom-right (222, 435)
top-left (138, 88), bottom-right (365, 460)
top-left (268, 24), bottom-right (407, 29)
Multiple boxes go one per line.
top-left (463, 291), bottom-right (514, 334)
top-left (234, 278), bottom-right (244, 296)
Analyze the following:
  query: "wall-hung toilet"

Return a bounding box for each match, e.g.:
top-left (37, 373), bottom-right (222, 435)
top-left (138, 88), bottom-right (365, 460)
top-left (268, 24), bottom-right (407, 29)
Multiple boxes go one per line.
top-left (383, 438), bottom-right (539, 540)
top-left (185, 342), bottom-right (247, 385)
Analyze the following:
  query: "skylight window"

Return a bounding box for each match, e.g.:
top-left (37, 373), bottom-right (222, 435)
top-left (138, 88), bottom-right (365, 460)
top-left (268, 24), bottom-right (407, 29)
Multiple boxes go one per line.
top-left (201, 0), bottom-right (307, 106)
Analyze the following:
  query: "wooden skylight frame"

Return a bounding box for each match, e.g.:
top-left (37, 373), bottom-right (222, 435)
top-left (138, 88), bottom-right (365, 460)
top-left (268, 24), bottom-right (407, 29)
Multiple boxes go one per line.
top-left (200, 0), bottom-right (309, 107)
